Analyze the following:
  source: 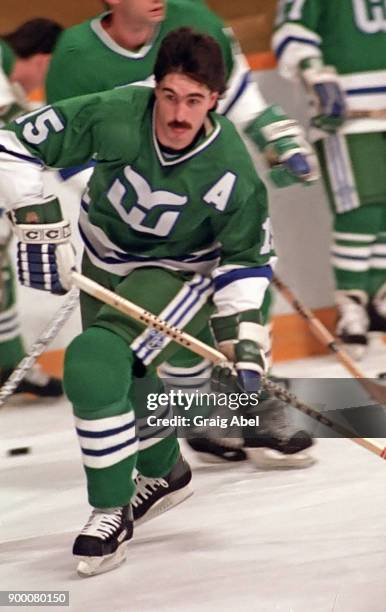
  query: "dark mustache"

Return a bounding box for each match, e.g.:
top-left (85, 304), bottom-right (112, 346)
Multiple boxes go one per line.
top-left (168, 121), bottom-right (192, 130)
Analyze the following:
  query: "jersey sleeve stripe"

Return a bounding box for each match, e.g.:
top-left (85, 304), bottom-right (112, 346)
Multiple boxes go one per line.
top-left (213, 265), bottom-right (273, 291)
top-left (220, 71), bottom-right (251, 116)
top-left (274, 35), bottom-right (320, 60)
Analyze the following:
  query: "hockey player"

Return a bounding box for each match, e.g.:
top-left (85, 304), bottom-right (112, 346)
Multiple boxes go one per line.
top-left (0, 19), bottom-right (63, 396)
top-left (45, 0), bottom-right (317, 466)
top-left (0, 28), bottom-right (313, 575)
top-left (273, 0), bottom-right (386, 358)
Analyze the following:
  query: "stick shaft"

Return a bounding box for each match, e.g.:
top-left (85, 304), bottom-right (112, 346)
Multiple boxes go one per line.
top-left (347, 109), bottom-right (386, 119)
top-left (262, 379), bottom-right (386, 460)
top-left (71, 272), bottom-right (224, 363)
top-left (272, 275), bottom-right (386, 405)
top-left (273, 275), bottom-right (363, 378)
top-left (72, 272), bottom-right (386, 460)
top-left (0, 287), bottom-right (79, 406)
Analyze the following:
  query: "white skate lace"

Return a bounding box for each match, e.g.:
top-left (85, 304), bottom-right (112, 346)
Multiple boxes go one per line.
top-left (336, 295), bottom-right (369, 335)
top-left (80, 508), bottom-right (123, 540)
top-left (24, 363), bottom-right (50, 386)
top-left (131, 474), bottom-right (168, 508)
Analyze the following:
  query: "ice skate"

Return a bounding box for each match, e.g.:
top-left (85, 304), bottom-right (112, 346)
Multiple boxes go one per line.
top-left (73, 506), bottom-right (133, 577)
top-left (335, 290), bottom-right (369, 359)
top-left (186, 436), bottom-right (247, 463)
top-left (132, 454), bottom-right (193, 525)
top-left (243, 396), bottom-right (316, 470)
top-left (0, 363), bottom-right (63, 398)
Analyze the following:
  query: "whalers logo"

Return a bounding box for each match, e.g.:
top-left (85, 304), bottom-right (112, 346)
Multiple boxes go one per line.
top-left (145, 328), bottom-right (165, 350)
top-left (353, 0), bottom-right (386, 33)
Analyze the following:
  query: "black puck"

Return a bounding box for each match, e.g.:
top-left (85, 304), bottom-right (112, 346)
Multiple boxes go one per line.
top-left (6, 446), bottom-right (31, 456)
top-left (377, 373), bottom-right (386, 379)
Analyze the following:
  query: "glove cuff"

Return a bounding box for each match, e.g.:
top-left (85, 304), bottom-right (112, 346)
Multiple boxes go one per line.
top-left (11, 197), bottom-right (71, 244)
top-left (300, 64), bottom-right (340, 88)
top-left (211, 309), bottom-right (264, 344)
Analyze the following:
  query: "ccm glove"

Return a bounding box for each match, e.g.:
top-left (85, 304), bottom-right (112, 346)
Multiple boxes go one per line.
top-left (10, 197), bottom-right (75, 295)
top-left (300, 58), bottom-right (346, 132)
top-left (210, 310), bottom-right (269, 395)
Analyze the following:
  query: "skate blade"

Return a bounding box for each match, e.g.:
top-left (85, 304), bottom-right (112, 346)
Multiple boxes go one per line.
top-left (135, 485), bottom-right (193, 526)
top-left (75, 542), bottom-right (127, 577)
top-left (246, 448), bottom-right (317, 470)
top-left (193, 451), bottom-right (246, 464)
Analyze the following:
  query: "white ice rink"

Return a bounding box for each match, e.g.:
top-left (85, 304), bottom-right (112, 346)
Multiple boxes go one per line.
top-left (1, 339), bottom-right (386, 611)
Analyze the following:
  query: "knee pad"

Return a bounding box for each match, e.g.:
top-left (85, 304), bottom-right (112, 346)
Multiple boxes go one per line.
top-left (64, 326), bottom-right (133, 410)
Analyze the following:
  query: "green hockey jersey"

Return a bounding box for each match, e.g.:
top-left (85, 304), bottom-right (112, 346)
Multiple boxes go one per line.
top-left (272, 0), bottom-right (386, 134)
top-left (46, 1), bottom-right (266, 128)
top-left (0, 39), bottom-right (15, 77)
top-left (0, 86), bottom-right (274, 316)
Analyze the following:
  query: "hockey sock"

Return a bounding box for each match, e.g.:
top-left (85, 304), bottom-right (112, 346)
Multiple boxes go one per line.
top-left (64, 326), bottom-right (138, 508)
top-left (332, 205), bottom-right (381, 293)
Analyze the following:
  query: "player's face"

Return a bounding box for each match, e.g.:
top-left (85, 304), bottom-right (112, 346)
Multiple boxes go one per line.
top-left (155, 73), bottom-right (219, 150)
top-left (117, 0), bottom-right (165, 24)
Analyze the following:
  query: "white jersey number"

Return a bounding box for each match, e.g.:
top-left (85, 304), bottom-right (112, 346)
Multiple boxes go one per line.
top-left (275, 0), bottom-right (307, 25)
top-left (107, 166), bottom-right (187, 237)
top-left (260, 217), bottom-right (273, 255)
top-left (353, 0), bottom-right (386, 33)
top-left (17, 108), bottom-right (64, 145)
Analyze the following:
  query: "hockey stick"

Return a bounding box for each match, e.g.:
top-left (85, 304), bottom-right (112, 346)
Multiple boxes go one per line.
top-left (0, 287), bottom-right (79, 407)
top-left (72, 271), bottom-right (386, 461)
top-left (347, 109), bottom-right (386, 120)
top-left (272, 274), bottom-right (386, 405)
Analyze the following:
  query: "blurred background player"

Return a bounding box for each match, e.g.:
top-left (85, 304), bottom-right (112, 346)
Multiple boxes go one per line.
top-left (45, 0), bottom-right (316, 468)
top-left (0, 27), bottom-right (292, 575)
top-left (273, 0), bottom-right (386, 359)
top-left (0, 18), bottom-right (63, 396)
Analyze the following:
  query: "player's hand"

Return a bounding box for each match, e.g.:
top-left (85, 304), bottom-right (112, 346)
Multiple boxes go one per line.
top-left (212, 339), bottom-right (265, 395)
top-left (267, 137), bottom-right (320, 188)
top-left (10, 198), bottom-right (75, 295)
top-left (301, 62), bottom-right (346, 132)
top-left (245, 105), bottom-right (320, 188)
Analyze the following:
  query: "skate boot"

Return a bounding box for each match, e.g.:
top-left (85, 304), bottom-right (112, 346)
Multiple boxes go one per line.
top-left (335, 290), bottom-right (369, 359)
top-left (186, 436), bottom-right (247, 463)
top-left (73, 505), bottom-right (133, 577)
top-left (0, 363), bottom-right (63, 397)
top-left (132, 454), bottom-right (193, 525)
top-left (368, 283), bottom-right (386, 333)
top-left (243, 394), bottom-right (316, 469)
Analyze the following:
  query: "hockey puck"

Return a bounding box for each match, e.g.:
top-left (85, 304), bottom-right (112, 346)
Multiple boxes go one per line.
top-left (6, 446), bottom-right (31, 456)
top-left (377, 373), bottom-right (386, 379)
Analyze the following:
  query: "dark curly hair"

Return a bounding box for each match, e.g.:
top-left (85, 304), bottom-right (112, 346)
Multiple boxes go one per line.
top-left (154, 27), bottom-right (226, 94)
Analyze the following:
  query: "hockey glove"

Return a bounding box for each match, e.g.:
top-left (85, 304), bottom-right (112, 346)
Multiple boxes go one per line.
top-left (210, 310), bottom-right (269, 396)
top-left (245, 105), bottom-right (319, 188)
top-left (300, 59), bottom-right (346, 132)
top-left (10, 197), bottom-right (75, 295)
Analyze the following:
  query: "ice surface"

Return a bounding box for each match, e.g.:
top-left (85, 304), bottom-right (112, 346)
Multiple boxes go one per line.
top-left (1, 340), bottom-right (386, 611)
